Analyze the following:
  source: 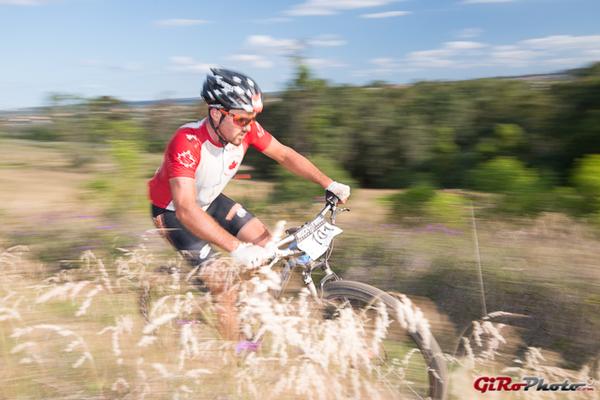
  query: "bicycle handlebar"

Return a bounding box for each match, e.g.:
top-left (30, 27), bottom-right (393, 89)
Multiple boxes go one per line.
top-left (268, 193), bottom-right (344, 266)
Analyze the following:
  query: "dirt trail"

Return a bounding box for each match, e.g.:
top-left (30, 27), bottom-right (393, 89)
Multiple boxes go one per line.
top-left (0, 169), bottom-right (89, 217)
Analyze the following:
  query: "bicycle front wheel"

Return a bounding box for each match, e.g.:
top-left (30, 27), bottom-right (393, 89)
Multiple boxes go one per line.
top-left (322, 280), bottom-right (448, 400)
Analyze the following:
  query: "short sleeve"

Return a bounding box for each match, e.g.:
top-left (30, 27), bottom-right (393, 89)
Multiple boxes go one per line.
top-left (165, 129), bottom-right (201, 178)
top-left (245, 121), bottom-right (273, 152)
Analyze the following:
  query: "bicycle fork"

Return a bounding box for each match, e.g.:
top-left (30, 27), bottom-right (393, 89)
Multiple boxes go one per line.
top-left (301, 261), bottom-right (338, 302)
top-left (275, 258), bottom-right (339, 302)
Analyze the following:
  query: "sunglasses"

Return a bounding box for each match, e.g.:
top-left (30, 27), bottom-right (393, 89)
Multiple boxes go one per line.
top-left (218, 109), bottom-right (256, 127)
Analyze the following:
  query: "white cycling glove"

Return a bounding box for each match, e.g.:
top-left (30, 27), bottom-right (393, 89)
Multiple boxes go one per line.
top-left (326, 181), bottom-right (351, 203)
top-left (230, 243), bottom-right (273, 269)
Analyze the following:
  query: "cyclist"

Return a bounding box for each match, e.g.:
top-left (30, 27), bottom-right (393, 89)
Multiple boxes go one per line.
top-left (148, 67), bottom-right (350, 338)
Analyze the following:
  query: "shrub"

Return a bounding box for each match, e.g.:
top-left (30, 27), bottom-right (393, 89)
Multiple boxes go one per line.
top-left (390, 184), bottom-right (468, 226)
top-left (22, 125), bottom-right (61, 141)
top-left (84, 140), bottom-right (147, 214)
top-left (550, 187), bottom-right (586, 216)
top-left (571, 154), bottom-right (600, 214)
top-left (390, 183), bottom-right (436, 218)
top-left (423, 191), bottom-right (468, 227)
top-left (469, 157), bottom-right (549, 215)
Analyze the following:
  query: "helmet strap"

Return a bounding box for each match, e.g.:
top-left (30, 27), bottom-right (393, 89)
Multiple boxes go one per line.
top-left (208, 108), bottom-right (229, 146)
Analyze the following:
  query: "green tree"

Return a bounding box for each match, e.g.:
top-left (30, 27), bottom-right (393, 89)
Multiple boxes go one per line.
top-left (270, 155), bottom-right (356, 204)
top-left (572, 154), bottom-right (600, 215)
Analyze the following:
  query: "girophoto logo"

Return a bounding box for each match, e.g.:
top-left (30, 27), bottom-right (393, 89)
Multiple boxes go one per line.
top-left (474, 376), bottom-right (596, 394)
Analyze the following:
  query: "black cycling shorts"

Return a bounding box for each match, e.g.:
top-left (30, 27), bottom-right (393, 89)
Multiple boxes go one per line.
top-left (151, 193), bottom-right (255, 266)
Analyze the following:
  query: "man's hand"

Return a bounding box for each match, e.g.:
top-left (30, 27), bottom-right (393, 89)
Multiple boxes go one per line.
top-left (230, 243), bottom-right (274, 269)
top-left (326, 181), bottom-right (351, 203)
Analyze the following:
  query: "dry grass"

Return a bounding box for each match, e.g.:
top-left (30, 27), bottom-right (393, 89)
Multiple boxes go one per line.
top-left (1, 245), bottom-right (597, 399)
top-left (450, 317), bottom-right (599, 399)
top-left (0, 245), bottom-right (402, 399)
top-left (1, 139), bottom-right (598, 399)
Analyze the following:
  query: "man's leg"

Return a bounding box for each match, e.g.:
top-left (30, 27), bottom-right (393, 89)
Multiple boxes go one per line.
top-left (203, 195), bottom-right (272, 340)
top-left (197, 260), bottom-right (240, 340)
top-left (152, 205), bottom-right (239, 339)
top-left (236, 217), bottom-right (271, 245)
top-left (208, 196), bottom-right (272, 246)
top-left (152, 196), bottom-right (271, 341)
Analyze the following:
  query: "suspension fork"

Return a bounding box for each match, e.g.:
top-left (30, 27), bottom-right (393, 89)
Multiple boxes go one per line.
top-left (301, 269), bottom-right (319, 300)
top-left (301, 261), bottom-right (339, 302)
top-left (274, 260), bottom-right (294, 299)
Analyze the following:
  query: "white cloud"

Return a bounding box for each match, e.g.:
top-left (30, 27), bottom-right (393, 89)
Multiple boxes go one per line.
top-left (584, 49), bottom-right (600, 58)
top-left (110, 63), bottom-right (143, 72)
top-left (371, 57), bottom-right (396, 66)
top-left (305, 58), bottom-right (347, 68)
top-left (370, 57), bottom-right (399, 71)
top-left (490, 47), bottom-right (538, 67)
top-left (405, 41), bottom-right (479, 68)
top-left (169, 57), bottom-right (213, 73)
top-left (0, 0), bottom-right (48, 5)
top-left (458, 28), bottom-right (483, 39)
top-left (80, 59), bottom-right (143, 72)
top-left (253, 17), bottom-right (292, 24)
top-left (407, 52), bottom-right (456, 68)
top-left (246, 35), bottom-right (303, 54)
top-left (352, 57), bottom-right (411, 77)
top-left (445, 41), bottom-right (486, 50)
top-left (155, 19), bottom-right (209, 27)
top-left (360, 10), bottom-right (411, 18)
top-left (461, 0), bottom-right (515, 4)
top-left (228, 54), bottom-right (273, 69)
top-left (373, 33), bottom-right (600, 74)
top-left (286, 0), bottom-right (395, 16)
top-left (521, 35), bottom-right (600, 50)
top-left (513, 34), bottom-right (600, 67)
top-left (308, 35), bottom-right (346, 47)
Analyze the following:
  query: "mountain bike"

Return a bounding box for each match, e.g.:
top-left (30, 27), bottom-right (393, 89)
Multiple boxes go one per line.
top-left (262, 192), bottom-right (449, 400)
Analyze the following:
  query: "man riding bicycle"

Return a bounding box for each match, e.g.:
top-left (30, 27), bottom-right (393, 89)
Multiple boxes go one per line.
top-left (148, 67), bottom-right (351, 338)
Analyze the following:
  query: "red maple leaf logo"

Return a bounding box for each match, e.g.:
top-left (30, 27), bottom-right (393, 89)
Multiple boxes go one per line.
top-left (228, 161), bottom-right (238, 170)
top-left (176, 150), bottom-right (197, 169)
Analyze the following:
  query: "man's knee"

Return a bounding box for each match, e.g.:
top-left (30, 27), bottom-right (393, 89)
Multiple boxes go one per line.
top-left (237, 217), bottom-right (271, 246)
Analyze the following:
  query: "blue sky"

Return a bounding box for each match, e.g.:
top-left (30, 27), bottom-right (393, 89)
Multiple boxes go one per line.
top-left (1, 0), bottom-right (599, 109)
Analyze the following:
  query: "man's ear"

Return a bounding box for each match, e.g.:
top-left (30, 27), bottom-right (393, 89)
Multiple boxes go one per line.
top-left (208, 108), bottom-right (219, 120)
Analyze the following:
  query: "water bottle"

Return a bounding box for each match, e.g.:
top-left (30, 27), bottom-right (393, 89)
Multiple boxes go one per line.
top-left (288, 241), bottom-right (311, 265)
top-left (297, 254), bottom-right (312, 265)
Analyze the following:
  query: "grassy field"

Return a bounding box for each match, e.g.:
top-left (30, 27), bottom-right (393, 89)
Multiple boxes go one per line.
top-left (1, 139), bottom-right (598, 399)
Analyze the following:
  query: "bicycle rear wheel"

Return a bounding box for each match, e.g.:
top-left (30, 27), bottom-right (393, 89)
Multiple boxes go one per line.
top-left (322, 280), bottom-right (448, 400)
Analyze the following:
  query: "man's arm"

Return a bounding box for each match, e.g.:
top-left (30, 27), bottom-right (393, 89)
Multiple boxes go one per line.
top-left (169, 177), bottom-right (240, 252)
top-left (262, 137), bottom-right (333, 189)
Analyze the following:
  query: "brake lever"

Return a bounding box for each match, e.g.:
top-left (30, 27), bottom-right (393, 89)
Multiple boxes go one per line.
top-left (330, 206), bottom-right (350, 223)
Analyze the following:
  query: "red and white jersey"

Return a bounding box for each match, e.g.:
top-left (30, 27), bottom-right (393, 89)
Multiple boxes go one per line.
top-left (148, 118), bottom-right (272, 210)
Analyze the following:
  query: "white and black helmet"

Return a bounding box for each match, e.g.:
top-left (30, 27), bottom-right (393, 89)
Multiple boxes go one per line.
top-left (202, 68), bottom-right (263, 113)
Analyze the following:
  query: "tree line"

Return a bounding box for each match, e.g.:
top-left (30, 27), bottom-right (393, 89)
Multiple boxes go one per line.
top-left (4, 62), bottom-right (600, 218)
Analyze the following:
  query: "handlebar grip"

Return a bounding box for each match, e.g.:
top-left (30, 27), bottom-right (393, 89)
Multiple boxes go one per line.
top-left (325, 190), bottom-right (340, 205)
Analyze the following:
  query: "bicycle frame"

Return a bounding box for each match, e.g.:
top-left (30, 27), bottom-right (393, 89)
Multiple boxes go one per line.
top-left (266, 196), bottom-right (349, 301)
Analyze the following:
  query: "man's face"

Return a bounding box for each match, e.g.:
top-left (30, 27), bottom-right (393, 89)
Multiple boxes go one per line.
top-left (211, 108), bottom-right (257, 146)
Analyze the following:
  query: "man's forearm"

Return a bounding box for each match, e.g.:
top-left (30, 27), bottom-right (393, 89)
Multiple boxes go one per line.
top-left (175, 205), bottom-right (240, 252)
top-left (279, 147), bottom-right (333, 188)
